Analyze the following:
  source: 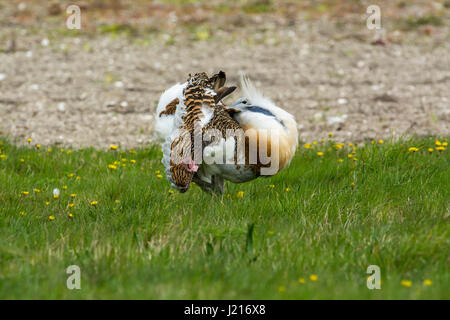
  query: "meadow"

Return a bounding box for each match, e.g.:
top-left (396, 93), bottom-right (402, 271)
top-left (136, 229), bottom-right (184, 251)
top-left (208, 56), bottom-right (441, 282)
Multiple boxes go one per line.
top-left (0, 137), bottom-right (448, 299)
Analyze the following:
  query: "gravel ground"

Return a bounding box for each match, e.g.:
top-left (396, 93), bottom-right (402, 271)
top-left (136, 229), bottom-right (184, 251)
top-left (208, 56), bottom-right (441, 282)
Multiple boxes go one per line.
top-left (0, 2), bottom-right (449, 148)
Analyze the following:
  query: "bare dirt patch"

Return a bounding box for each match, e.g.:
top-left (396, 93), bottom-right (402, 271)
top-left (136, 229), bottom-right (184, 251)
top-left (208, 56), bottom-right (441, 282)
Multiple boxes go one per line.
top-left (0, 1), bottom-right (449, 148)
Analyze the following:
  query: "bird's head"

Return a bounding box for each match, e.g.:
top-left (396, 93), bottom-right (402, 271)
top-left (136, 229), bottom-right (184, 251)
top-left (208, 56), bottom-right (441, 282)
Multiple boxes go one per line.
top-left (226, 74), bottom-right (298, 139)
top-left (225, 74), bottom-right (299, 172)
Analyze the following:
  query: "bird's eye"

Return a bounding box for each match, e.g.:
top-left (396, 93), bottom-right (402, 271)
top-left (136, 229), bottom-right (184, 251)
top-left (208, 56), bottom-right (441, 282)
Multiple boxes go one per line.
top-left (242, 99), bottom-right (248, 104)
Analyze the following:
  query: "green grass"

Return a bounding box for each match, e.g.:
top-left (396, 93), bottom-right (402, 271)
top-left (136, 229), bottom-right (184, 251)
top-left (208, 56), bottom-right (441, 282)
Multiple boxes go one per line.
top-left (0, 137), bottom-right (449, 299)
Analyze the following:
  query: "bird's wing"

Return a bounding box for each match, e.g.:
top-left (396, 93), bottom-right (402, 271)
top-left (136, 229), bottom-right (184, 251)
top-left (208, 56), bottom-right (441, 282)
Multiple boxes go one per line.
top-left (209, 70), bottom-right (227, 90)
top-left (166, 78), bottom-right (219, 191)
top-left (154, 82), bottom-right (186, 143)
top-left (214, 86), bottom-right (237, 104)
top-left (158, 98), bottom-right (179, 117)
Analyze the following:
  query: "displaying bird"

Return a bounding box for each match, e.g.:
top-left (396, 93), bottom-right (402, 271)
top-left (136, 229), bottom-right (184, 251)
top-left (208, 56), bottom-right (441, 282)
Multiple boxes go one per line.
top-left (154, 72), bottom-right (298, 194)
top-left (157, 71), bottom-right (239, 192)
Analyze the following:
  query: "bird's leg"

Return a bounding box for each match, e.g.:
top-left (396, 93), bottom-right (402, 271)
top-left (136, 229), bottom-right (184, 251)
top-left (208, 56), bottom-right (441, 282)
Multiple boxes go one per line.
top-left (212, 175), bottom-right (225, 194)
top-left (192, 175), bottom-right (225, 194)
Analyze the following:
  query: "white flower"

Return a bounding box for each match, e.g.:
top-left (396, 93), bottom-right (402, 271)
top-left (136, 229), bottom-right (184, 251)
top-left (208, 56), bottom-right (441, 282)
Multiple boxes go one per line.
top-left (327, 114), bottom-right (348, 125)
top-left (53, 188), bottom-right (60, 197)
top-left (337, 98), bottom-right (348, 105)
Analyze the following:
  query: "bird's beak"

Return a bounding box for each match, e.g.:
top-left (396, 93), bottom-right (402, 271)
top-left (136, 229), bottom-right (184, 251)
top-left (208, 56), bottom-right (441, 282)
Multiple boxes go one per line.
top-left (225, 108), bottom-right (242, 116)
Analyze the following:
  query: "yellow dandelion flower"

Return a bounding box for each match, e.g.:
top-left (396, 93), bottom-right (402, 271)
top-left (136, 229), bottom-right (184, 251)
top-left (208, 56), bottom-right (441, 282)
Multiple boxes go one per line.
top-left (328, 132), bottom-right (333, 137)
top-left (62, 185), bottom-right (68, 190)
top-left (0, 155), bottom-right (7, 160)
top-left (115, 199), bottom-right (121, 204)
top-left (156, 174), bottom-right (163, 179)
top-left (130, 159), bottom-right (136, 164)
top-left (129, 150), bottom-right (137, 154)
top-left (53, 194), bottom-right (59, 199)
top-left (68, 213), bottom-right (73, 218)
top-left (33, 188), bottom-right (41, 193)
top-left (428, 148), bottom-right (434, 153)
top-left (236, 191), bottom-right (244, 199)
top-left (285, 188), bottom-right (290, 192)
top-left (27, 138), bottom-right (32, 143)
top-left (408, 147), bottom-right (419, 152)
top-left (435, 140), bottom-right (441, 146)
top-left (68, 203), bottom-right (75, 208)
top-left (22, 191), bottom-right (29, 195)
top-left (298, 278), bottom-right (305, 284)
top-left (436, 146), bottom-right (445, 151)
top-left (76, 176), bottom-right (81, 180)
top-left (309, 274), bottom-right (318, 282)
top-left (113, 161), bottom-right (120, 165)
top-left (121, 164), bottom-right (126, 167)
top-left (108, 164), bottom-right (117, 170)
top-left (401, 280), bottom-right (412, 287)
top-left (347, 154), bottom-right (353, 158)
top-left (19, 211), bottom-right (25, 216)
top-left (338, 158), bottom-right (344, 163)
top-left (110, 145), bottom-right (118, 150)
top-left (353, 157), bottom-right (358, 161)
top-left (313, 141), bottom-right (317, 145)
top-left (36, 144), bottom-right (41, 149)
top-left (70, 194), bottom-right (76, 198)
top-left (154, 170), bottom-right (161, 174)
top-left (423, 279), bottom-right (432, 286)
top-left (442, 142), bottom-right (448, 147)
top-left (68, 173), bottom-right (74, 178)
top-left (348, 143), bottom-right (353, 147)
top-left (45, 201), bottom-right (50, 206)
top-left (350, 182), bottom-right (355, 188)
top-left (48, 215), bottom-right (55, 221)
top-left (304, 143), bottom-right (311, 149)
top-left (378, 139), bottom-right (384, 144)
top-left (20, 158), bottom-right (25, 163)
top-left (90, 201), bottom-right (98, 206)
top-left (168, 190), bottom-right (174, 195)
top-left (47, 148), bottom-right (52, 152)
top-left (317, 152), bottom-right (324, 157)
top-left (121, 158), bottom-right (127, 162)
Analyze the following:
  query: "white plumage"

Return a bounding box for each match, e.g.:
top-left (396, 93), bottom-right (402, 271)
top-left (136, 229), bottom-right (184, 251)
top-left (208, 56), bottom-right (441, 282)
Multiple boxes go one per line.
top-left (154, 82), bottom-right (187, 143)
top-left (154, 73), bottom-right (298, 193)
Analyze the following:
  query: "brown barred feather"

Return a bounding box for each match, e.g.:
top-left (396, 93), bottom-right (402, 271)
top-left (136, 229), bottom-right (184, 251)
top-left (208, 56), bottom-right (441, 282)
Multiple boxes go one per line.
top-left (159, 98), bottom-right (179, 117)
top-left (168, 72), bottom-right (253, 191)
